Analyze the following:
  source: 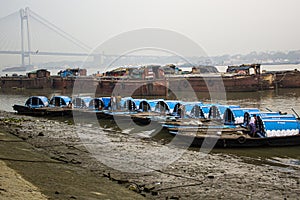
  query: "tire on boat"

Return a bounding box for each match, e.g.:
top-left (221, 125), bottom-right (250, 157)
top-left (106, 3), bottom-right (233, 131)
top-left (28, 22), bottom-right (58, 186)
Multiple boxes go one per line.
top-left (237, 136), bottom-right (246, 144)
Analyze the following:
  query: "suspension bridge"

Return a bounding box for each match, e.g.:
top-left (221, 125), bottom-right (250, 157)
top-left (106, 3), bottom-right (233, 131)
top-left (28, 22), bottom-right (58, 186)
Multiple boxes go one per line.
top-left (0, 7), bottom-right (104, 69)
top-left (0, 7), bottom-right (202, 72)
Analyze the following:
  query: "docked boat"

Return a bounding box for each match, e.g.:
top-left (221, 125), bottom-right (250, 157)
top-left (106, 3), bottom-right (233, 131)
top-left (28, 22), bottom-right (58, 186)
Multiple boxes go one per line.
top-left (95, 64), bottom-right (275, 98)
top-left (163, 102), bottom-right (247, 139)
top-left (167, 64), bottom-right (274, 93)
top-left (13, 96), bottom-right (73, 116)
top-left (267, 69), bottom-right (300, 88)
top-left (41, 96), bottom-right (73, 116)
top-left (72, 96), bottom-right (92, 108)
top-left (167, 110), bottom-right (300, 148)
top-left (12, 96), bottom-right (49, 115)
top-left (13, 95), bottom-right (300, 148)
top-left (223, 107), bottom-right (260, 125)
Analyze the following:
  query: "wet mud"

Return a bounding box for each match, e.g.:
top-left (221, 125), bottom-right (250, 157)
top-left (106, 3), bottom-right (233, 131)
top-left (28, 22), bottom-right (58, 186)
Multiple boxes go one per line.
top-left (1, 111), bottom-right (300, 199)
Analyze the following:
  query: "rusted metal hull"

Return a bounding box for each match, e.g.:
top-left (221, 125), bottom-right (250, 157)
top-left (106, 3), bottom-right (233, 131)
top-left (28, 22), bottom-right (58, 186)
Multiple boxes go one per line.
top-left (95, 79), bottom-right (168, 97)
top-left (0, 77), bottom-right (52, 89)
top-left (1, 71), bottom-right (298, 94)
top-left (168, 74), bottom-right (273, 92)
top-left (52, 77), bottom-right (97, 92)
top-left (273, 70), bottom-right (300, 88)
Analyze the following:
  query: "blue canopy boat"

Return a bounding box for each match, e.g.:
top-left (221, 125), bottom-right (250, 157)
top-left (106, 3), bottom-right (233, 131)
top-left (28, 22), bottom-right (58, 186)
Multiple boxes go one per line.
top-left (169, 109), bottom-right (300, 148)
top-left (13, 95), bottom-right (72, 116)
top-left (164, 103), bottom-right (241, 129)
top-left (208, 104), bottom-right (240, 120)
top-left (88, 97), bottom-right (112, 118)
top-left (224, 108), bottom-right (260, 125)
top-left (163, 102), bottom-right (211, 128)
top-left (88, 98), bottom-right (105, 110)
top-left (44, 96), bottom-right (73, 116)
top-left (190, 103), bottom-right (207, 119)
top-left (12, 95), bottom-right (300, 148)
top-left (153, 100), bottom-right (170, 114)
top-left (96, 97), bottom-right (140, 119)
top-left (119, 97), bottom-right (138, 111)
top-left (148, 100), bottom-right (181, 122)
top-left (72, 96), bottom-right (92, 108)
top-left (137, 100), bottom-right (151, 112)
top-left (172, 102), bottom-right (204, 118)
top-left (70, 97), bottom-right (106, 119)
top-left (49, 96), bottom-right (72, 107)
top-left (13, 96), bottom-right (49, 115)
top-left (129, 99), bottom-right (163, 124)
top-left (129, 99), bottom-right (182, 125)
top-left (99, 97), bottom-right (111, 110)
top-left (25, 96), bottom-right (49, 108)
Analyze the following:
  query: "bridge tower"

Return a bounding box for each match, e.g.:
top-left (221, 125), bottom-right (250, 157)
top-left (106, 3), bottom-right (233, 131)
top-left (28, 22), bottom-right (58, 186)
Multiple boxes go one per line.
top-left (19, 7), bottom-right (31, 68)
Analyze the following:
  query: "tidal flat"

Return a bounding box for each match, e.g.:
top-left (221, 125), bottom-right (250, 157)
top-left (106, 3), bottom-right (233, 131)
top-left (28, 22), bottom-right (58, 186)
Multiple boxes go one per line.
top-left (1, 111), bottom-right (300, 199)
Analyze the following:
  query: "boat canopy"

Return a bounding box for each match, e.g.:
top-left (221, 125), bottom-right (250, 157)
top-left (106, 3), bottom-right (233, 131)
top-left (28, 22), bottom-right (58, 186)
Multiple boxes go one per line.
top-left (224, 108), bottom-right (260, 125)
top-left (154, 100), bottom-right (170, 113)
top-left (120, 97), bottom-right (137, 111)
top-left (208, 105), bottom-right (240, 120)
top-left (190, 104), bottom-right (206, 118)
top-left (49, 96), bottom-right (71, 107)
top-left (241, 111), bottom-right (300, 137)
top-left (165, 100), bottom-right (181, 113)
top-left (260, 113), bottom-right (296, 120)
top-left (173, 102), bottom-right (204, 118)
top-left (138, 100), bottom-right (152, 112)
top-left (243, 111), bottom-right (295, 127)
top-left (154, 100), bottom-right (180, 114)
top-left (25, 96), bottom-right (49, 108)
top-left (72, 96), bottom-right (92, 108)
top-left (199, 104), bottom-right (210, 118)
top-left (88, 98), bottom-right (105, 110)
top-left (262, 119), bottom-right (300, 137)
top-left (146, 99), bottom-right (164, 111)
top-left (208, 105), bottom-right (221, 119)
top-left (132, 99), bottom-right (145, 109)
top-left (100, 97), bottom-right (111, 109)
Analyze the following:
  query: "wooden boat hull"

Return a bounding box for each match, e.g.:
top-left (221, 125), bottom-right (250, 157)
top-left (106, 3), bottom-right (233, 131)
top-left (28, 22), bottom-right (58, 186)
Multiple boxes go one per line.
top-left (12, 105), bottom-right (46, 116)
top-left (13, 105), bottom-right (73, 117)
top-left (169, 132), bottom-right (300, 148)
top-left (42, 107), bottom-right (73, 117)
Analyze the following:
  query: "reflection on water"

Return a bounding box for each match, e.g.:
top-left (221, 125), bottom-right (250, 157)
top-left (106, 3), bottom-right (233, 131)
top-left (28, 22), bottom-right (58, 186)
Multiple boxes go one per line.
top-left (1, 87), bottom-right (300, 169)
top-left (211, 146), bottom-right (300, 169)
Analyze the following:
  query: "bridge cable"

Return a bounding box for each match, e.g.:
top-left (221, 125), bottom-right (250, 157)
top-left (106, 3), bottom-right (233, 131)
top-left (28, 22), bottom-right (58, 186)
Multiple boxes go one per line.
top-left (29, 9), bottom-right (92, 52)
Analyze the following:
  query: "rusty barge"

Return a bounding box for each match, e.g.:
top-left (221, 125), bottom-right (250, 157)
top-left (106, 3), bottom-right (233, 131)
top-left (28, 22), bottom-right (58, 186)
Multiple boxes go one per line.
top-left (1, 64), bottom-right (299, 96)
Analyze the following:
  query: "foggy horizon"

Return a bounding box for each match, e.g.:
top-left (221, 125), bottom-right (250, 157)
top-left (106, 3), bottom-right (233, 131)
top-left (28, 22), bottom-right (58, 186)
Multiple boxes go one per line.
top-left (1, 0), bottom-right (300, 67)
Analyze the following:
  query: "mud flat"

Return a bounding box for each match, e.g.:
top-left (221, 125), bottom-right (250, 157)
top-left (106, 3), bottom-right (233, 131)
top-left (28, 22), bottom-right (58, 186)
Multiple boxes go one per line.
top-left (1, 111), bottom-right (300, 199)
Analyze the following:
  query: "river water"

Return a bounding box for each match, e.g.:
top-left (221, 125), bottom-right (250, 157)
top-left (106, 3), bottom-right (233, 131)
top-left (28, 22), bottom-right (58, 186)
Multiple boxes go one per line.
top-left (1, 68), bottom-right (300, 171)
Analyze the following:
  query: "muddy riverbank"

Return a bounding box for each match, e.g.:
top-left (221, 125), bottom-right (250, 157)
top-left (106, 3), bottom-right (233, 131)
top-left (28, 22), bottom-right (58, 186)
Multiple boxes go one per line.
top-left (1, 111), bottom-right (300, 199)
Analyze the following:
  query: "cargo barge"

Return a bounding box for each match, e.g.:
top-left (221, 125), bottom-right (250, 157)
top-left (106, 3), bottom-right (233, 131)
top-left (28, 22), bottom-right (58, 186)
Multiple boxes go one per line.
top-left (1, 64), bottom-right (299, 96)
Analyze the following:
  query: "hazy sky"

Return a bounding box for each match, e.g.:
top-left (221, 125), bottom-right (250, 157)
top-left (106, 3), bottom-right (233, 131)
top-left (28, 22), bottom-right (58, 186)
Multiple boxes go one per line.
top-left (1, 0), bottom-right (300, 57)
